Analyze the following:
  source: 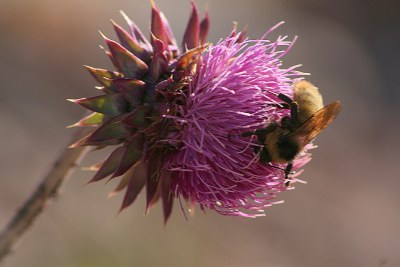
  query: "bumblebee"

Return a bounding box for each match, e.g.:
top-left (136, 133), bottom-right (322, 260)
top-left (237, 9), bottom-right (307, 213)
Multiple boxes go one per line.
top-left (244, 80), bottom-right (341, 185)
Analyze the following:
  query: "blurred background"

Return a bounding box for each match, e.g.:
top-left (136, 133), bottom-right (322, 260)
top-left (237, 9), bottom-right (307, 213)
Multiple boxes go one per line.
top-left (1, 0), bottom-right (399, 266)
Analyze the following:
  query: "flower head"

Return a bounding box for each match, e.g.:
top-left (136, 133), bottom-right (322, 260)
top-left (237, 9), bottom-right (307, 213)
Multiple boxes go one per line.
top-left (163, 32), bottom-right (312, 217)
top-left (70, 2), bottom-right (312, 222)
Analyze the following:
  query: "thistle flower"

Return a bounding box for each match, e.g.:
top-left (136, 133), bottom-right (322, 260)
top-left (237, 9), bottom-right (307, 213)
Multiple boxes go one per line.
top-left (69, 1), bottom-right (311, 222)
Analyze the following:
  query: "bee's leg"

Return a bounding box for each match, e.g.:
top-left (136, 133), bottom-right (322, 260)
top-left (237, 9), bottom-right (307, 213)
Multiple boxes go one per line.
top-left (289, 102), bottom-right (299, 124)
top-left (242, 122), bottom-right (278, 138)
top-left (267, 163), bottom-right (286, 172)
top-left (281, 106), bottom-right (298, 130)
top-left (265, 91), bottom-right (291, 109)
top-left (254, 122), bottom-right (278, 135)
top-left (280, 116), bottom-right (292, 129)
top-left (260, 147), bottom-right (272, 164)
top-left (268, 103), bottom-right (290, 109)
top-left (266, 92), bottom-right (291, 109)
top-left (284, 163), bottom-right (293, 186)
top-left (277, 93), bottom-right (293, 105)
top-left (276, 93), bottom-right (298, 117)
top-left (264, 162), bottom-right (294, 185)
top-left (277, 93), bottom-right (299, 129)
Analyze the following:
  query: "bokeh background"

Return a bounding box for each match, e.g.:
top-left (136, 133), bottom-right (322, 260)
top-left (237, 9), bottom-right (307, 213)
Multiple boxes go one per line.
top-left (1, 0), bottom-right (400, 266)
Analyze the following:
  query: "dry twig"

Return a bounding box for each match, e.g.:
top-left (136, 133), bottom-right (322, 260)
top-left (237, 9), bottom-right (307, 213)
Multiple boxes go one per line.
top-left (0, 127), bottom-right (92, 262)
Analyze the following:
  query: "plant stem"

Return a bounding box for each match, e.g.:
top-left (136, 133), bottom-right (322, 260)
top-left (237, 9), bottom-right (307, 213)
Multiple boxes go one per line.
top-left (0, 127), bottom-right (92, 262)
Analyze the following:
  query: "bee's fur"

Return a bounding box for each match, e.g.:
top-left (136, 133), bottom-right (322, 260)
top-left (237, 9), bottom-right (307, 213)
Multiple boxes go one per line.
top-left (244, 80), bottom-right (341, 186)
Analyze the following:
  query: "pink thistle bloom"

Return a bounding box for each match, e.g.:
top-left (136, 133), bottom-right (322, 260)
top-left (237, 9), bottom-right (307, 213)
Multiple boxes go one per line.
top-left (69, 2), bottom-right (320, 222)
top-left (163, 32), bottom-right (310, 217)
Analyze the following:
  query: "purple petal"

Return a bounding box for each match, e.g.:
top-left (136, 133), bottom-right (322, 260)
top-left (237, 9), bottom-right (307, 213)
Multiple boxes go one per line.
top-left (182, 1), bottom-right (200, 50)
top-left (110, 78), bottom-right (146, 106)
top-left (150, 35), bottom-right (169, 81)
top-left (119, 161), bottom-right (147, 212)
top-left (199, 10), bottom-right (210, 44)
top-left (150, 1), bottom-right (169, 54)
top-left (70, 94), bottom-right (128, 116)
top-left (111, 133), bottom-right (144, 178)
top-left (88, 146), bottom-right (126, 183)
top-left (102, 34), bottom-right (148, 78)
top-left (112, 20), bottom-right (151, 63)
top-left (161, 173), bottom-right (174, 224)
top-left (120, 10), bottom-right (152, 52)
top-left (84, 65), bottom-right (121, 92)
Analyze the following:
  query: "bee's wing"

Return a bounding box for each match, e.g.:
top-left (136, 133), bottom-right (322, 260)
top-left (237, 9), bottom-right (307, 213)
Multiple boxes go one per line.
top-left (287, 101), bottom-right (342, 147)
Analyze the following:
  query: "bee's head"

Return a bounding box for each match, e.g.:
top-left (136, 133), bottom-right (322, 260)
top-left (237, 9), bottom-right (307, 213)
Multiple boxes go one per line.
top-left (277, 135), bottom-right (300, 161)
